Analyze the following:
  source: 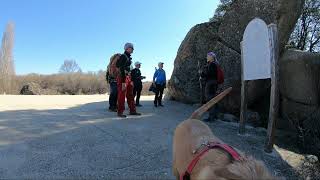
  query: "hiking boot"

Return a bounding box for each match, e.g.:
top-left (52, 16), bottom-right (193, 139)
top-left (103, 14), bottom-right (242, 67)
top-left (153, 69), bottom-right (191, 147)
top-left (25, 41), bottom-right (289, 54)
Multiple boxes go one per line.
top-left (129, 112), bottom-right (141, 116)
top-left (118, 114), bottom-right (127, 118)
top-left (159, 104), bottom-right (164, 107)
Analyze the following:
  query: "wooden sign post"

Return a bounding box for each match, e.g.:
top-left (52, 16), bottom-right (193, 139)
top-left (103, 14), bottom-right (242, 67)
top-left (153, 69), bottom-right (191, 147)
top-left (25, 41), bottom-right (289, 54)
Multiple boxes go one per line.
top-left (240, 18), bottom-right (271, 135)
top-left (240, 19), bottom-right (279, 153)
top-left (265, 24), bottom-right (279, 153)
top-left (239, 42), bottom-right (248, 135)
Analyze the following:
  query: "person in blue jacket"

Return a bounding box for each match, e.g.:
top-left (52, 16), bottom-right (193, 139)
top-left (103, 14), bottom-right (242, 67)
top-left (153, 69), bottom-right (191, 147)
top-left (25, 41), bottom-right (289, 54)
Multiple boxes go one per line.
top-left (153, 62), bottom-right (166, 107)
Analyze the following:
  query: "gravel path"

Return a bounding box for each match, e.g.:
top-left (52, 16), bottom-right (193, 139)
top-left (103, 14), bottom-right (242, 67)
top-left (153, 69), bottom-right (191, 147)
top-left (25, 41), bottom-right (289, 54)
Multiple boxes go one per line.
top-left (0, 95), bottom-right (307, 179)
top-left (0, 95), bottom-right (191, 179)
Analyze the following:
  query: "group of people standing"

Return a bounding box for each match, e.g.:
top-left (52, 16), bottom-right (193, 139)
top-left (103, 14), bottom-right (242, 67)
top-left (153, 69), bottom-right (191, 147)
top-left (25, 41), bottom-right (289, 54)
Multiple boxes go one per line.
top-left (106, 43), bottom-right (167, 118)
top-left (106, 43), bottom-right (222, 121)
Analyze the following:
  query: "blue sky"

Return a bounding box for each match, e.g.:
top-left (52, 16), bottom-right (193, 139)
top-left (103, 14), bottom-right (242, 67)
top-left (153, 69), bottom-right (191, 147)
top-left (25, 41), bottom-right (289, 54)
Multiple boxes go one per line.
top-left (0, 0), bottom-right (219, 81)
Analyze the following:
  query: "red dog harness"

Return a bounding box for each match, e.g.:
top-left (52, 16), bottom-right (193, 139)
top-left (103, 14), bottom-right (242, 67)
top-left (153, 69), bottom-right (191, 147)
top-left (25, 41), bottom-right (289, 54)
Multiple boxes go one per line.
top-left (180, 142), bottom-right (241, 180)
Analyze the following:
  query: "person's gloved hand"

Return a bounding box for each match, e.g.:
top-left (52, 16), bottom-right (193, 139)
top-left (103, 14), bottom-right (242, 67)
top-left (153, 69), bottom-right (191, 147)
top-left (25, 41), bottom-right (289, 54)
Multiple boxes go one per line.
top-left (141, 76), bottom-right (146, 80)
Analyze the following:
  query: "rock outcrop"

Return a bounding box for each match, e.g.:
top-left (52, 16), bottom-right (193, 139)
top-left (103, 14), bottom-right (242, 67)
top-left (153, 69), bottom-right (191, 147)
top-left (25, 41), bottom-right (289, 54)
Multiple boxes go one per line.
top-left (168, 0), bottom-right (304, 113)
top-left (280, 49), bottom-right (320, 123)
top-left (20, 82), bottom-right (58, 95)
top-left (279, 49), bottom-right (320, 157)
top-left (168, 22), bottom-right (241, 111)
top-left (20, 82), bottom-right (42, 95)
top-left (280, 50), bottom-right (320, 105)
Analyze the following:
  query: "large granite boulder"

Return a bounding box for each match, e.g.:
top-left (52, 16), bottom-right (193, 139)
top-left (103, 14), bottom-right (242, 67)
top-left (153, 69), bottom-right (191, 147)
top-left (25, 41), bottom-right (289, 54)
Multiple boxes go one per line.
top-left (279, 50), bottom-right (320, 156)
top-left (279, 49), bottom-right (320, 128)
top-left (281, 97), bottom-right (320, 157)
top-left (280, 50), bottom-right (320, 105)
top-left (219, 0), bottom-right (304, 54)
top-left (20, 82), bottom-right (42, 95)
top-left (168, 0), bottom-right (304, 113)
top-left (168, 22), bottom-right (243, 111)
top-left (281, 97), bottom-right (319, 124)
top-left (20, 82), bottom-right (58, 95)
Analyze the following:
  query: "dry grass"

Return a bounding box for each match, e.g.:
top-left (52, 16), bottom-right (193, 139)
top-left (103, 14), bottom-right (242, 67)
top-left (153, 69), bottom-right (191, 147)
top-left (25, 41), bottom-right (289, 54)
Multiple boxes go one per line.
top-left (9, 72), bottom-right (156, 95)
top-left (13, 72), bottom-right (108, 95)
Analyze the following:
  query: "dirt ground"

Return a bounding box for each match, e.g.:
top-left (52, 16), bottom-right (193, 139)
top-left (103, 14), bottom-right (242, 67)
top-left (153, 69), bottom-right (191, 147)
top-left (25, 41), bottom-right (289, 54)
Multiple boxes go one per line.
top-left (0, 95), bottom-right (318, 179)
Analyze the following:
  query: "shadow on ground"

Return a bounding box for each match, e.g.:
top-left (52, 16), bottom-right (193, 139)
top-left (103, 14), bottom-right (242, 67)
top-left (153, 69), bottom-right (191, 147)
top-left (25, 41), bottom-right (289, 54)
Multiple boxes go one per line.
top-left (0, 100), bottom-right (192, 179)
top-left (0, 99), bottom-right (303, 179)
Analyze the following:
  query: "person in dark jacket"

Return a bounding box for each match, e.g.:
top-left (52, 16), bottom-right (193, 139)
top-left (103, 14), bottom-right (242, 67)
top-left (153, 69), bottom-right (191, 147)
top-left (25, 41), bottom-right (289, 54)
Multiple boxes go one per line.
top-left (131, 61), bottom-right (146, 107)
top-left (116, 43), bottom-right (141, 118)
top-left (200, 52), bottom-right (218, 121)
top-left (153, 62), bottom-right (166, 107)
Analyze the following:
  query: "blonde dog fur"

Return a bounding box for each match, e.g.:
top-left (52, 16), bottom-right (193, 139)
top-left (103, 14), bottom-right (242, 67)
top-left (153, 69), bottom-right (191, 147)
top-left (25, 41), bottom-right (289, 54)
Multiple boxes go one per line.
top-left (172, 88), bottom-right (276, 180)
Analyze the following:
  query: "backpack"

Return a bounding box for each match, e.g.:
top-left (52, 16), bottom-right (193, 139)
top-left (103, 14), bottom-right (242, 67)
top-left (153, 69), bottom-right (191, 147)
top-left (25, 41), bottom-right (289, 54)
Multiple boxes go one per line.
top-left (216, 64), bottom-right (224, 84)
top-left (149, 83), bottom-right (157, 93)
top-left (107, 53), bottom-right (121, 80)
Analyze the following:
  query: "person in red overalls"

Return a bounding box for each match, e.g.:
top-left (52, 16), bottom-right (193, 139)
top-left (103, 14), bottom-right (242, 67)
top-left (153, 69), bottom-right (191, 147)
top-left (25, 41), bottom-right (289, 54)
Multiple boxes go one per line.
top-left (116, 43), bottom-right (141, 118)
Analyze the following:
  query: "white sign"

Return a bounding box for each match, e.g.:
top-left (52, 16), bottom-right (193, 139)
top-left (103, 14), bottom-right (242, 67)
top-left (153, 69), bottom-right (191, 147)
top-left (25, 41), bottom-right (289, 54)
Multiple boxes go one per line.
top-left (242, 18), bottom-right (271, 80)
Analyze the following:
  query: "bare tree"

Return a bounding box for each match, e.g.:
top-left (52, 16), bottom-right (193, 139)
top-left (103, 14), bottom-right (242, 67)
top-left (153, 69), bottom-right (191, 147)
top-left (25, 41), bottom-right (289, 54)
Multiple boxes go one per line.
top-left (59, 59), bottom-right (82, 74)
top-left (0, 22), bottom-right (15, 94)
top-left (289, 0), bottom-right (320, 52)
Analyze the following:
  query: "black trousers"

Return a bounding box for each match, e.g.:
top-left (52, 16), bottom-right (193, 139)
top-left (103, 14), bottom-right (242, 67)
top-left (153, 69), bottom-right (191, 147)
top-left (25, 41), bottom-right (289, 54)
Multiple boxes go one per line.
top-left (205, 80), bottom-right (218, 119)
top-left (154, 83), bottom-right (165, 105)
top-left (109, 82), bottom-right (118, 109)
top-left (133, 82), bottom-right (142, 105)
